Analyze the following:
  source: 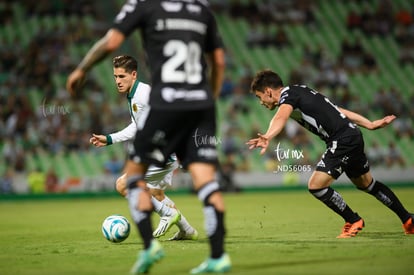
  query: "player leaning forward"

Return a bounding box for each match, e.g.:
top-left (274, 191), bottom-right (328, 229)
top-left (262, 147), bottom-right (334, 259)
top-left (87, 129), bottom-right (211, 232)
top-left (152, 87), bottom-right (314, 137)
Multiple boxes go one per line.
top-left (90, 55), bottom-right (198, 241)
top-left (247, 69), bottom-right (414, 238)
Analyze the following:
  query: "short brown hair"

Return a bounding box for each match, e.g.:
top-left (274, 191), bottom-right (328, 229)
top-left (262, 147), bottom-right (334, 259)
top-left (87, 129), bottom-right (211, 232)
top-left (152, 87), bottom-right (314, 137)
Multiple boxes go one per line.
top-left (250, 69), bottom-right (284, 93)
top-left (112, 55), bottom-right (138, 73)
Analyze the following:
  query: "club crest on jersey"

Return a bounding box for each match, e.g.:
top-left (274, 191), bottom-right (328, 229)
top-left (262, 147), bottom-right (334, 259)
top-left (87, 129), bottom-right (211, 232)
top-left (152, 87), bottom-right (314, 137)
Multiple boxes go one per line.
top-left (132, 103), bottom-right (138, 112)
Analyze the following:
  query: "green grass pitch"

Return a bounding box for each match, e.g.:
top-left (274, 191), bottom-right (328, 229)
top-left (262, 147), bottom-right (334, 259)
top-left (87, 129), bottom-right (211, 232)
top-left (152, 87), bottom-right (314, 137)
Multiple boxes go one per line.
top-left (0, 187), bottom-right (413, 275)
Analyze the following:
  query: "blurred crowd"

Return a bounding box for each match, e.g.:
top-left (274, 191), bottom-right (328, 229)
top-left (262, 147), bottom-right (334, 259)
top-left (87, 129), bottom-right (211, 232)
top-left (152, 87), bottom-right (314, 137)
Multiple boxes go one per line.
top-left (1, 0), bottom-right (413, 194)
top-left (0, 1), bottom-right (130, 193)
top-left (211, 0), bottom-right (413, 178)
top-left (346, 0), bottom-right (414, 66)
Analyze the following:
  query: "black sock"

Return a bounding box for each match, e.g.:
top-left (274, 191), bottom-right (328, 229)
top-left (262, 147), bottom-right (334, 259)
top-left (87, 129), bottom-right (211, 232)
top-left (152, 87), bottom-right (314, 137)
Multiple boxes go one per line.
top-left (310, 187), bottom-right (361, 223)
top-left (198, 181), bottom-right (226, 259)
top-left (136, 211), bottom-right (153, 249)
top-left (206, 207), bottom-right (225, 258)
top-left (361, 179), bottom-right (411, 223)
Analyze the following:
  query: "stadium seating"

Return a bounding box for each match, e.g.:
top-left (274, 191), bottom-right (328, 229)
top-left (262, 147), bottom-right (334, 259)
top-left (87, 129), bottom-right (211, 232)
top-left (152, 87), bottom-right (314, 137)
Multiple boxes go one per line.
top-left (2, 0), bottom-right (413, 182)
top-left (213, 0), bottom-right (414, 171)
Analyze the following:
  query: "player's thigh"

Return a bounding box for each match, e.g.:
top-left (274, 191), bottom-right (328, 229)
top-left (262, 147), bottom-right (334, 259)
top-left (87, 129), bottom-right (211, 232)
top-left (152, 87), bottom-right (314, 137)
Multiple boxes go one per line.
top-left (344, 135), bottom-right (370, 186)
top-left (188, 162), bottom-right (217, 190)
top-left (133, 109), bottom-right (189, 166)
top-left (177, 107), bottom-right (219, 171)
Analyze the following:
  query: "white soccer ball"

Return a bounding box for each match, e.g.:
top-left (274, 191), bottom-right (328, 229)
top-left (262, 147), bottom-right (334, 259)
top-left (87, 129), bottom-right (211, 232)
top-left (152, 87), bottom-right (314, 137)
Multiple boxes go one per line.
top-left (102, 214), bottom-right (131, 243)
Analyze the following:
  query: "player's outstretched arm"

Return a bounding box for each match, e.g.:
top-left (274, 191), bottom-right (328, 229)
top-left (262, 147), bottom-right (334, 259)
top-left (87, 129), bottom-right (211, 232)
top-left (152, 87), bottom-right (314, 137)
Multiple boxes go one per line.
top-left (90, 134), bottom-right (108, 147)
top-left (246, 104), bottom-right (292, 155)
top-left (66, 29), bottom-right (125, 95)
top-left (370, 115), bottom-right (397, 129)
top-left (339, 107), bottom-right (396, 130)
top-left (246, 134), bottom-right (270, 155)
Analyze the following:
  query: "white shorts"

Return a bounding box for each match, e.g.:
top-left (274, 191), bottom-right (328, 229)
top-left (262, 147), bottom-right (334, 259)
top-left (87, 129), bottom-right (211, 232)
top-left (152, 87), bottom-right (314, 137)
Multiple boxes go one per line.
top-left (145, 157), bottom-right (179, 190)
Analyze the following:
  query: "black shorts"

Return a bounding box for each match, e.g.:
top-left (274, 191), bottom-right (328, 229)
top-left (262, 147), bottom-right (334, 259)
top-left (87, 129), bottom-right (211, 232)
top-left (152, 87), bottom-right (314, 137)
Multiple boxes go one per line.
top-left (316, 133), bottom-right (370, 179)
top-left (131, 107), bottom-right (219, 169)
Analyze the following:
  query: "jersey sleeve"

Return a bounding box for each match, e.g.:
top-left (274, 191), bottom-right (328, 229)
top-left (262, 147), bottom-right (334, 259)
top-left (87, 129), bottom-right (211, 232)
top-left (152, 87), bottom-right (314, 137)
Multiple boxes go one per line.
top-left (107, 120), bottom-right (137, 145)
top-left (279, 86), bottom-right (300, 109)
top-left (112, 0), bottom-right (147, 36)
top-left (205, 11), bottom-right (224, 52)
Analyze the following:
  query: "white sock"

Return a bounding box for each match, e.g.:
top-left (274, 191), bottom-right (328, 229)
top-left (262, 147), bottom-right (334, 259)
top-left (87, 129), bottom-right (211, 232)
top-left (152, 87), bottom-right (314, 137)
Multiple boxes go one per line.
top-left (151, 196), bottom-right (174, 216)
top-left (177, 214), bottom-right (195, 233)
top-left (161, 195), bottom-right (176, 208)
top-left (162, 195), bottom-right (195, 233)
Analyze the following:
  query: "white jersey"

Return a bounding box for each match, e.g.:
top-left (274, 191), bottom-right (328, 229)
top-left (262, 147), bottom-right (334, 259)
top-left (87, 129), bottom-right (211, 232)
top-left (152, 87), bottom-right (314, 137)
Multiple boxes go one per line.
top-left (106, 80), bottom-right (178, 189)
top-left (107, 81), bottom-right (151, 143)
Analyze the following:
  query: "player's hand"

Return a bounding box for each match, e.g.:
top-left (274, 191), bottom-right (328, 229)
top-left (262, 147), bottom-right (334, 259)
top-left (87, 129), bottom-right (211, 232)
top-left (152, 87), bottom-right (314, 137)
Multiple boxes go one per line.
top-left (371, 115), bottom-right (396, 130)
top-left (90, 134), bottom-right (107, 147)
top-left (66, 69), bottom-right (86, 96)
top-left (246, 133), bottom-right (270, 155)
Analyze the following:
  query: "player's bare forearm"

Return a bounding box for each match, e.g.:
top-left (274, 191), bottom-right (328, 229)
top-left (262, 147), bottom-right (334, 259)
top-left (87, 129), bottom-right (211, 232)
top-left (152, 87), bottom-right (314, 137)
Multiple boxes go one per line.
top-left (77, 37), bottom-right (112, 73)
top-left (67, 29), bottom-right (125, 95)
top-left (67, 41), bottom-right (109, 94)
top-left (339, 107), bottom-right (396, 130)
top-left (263, 117), bottom-right (285, 140)
top-left (78, 29), bottom-right (125, 72)
top-left (370, 115), bottom-right (396, 129)
top-left (209, 48), bottom-right (225, 99)
top-left (246, 119), bottom-right (283, 154)
top-left (263, 104), bottom-right (292, 139)
top-left (247, 104), bottom-right (291, 154)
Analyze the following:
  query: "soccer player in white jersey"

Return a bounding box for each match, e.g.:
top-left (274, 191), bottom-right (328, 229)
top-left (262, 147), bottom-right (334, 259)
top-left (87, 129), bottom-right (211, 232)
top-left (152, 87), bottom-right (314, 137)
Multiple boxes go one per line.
top-left (90, 55), bottom-right (198, 241)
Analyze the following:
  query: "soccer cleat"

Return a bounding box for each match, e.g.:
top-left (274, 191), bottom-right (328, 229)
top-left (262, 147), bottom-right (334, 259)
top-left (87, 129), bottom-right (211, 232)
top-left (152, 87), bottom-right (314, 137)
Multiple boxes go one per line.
top-left (167, 229), bottom-right (199, 241)
top-left (337, 218), bottom-right (365, 238)
top-left (153, 210), bottom-right (181, 238)
top-left (403, 214), bottom-right (414, 234)
top-left (190, 253), bottom-right (231, 274)
top-left (130, 239), bottom-right (164, 274)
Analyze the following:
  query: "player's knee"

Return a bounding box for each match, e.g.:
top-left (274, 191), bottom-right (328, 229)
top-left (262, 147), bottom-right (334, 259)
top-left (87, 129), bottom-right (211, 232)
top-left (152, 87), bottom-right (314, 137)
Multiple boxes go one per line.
top-left (116, 174), bottom-right (128, 197)
top-left (197, 181), bottom-right (220, 206)
top-left (307, 180), bottom-right (319, 190)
